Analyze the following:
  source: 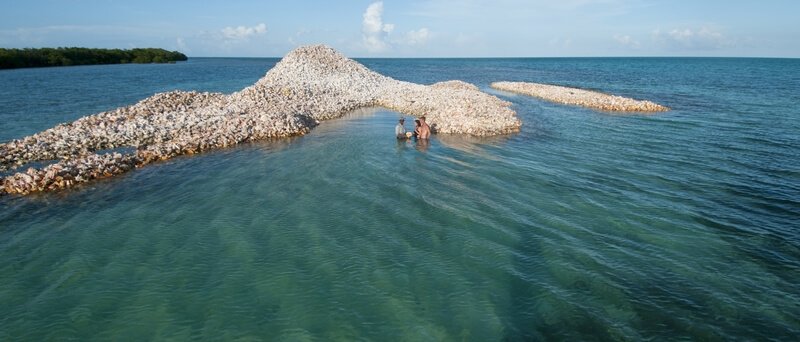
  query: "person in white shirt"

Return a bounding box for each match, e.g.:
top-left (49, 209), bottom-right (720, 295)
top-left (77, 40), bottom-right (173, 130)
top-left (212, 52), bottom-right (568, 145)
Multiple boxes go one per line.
top-left (395, 118), bottom-right (408, 139)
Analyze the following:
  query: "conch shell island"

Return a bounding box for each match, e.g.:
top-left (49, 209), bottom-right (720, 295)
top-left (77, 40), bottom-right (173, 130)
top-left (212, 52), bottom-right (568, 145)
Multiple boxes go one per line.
top-left (0, 45), bottom-right (667, 195)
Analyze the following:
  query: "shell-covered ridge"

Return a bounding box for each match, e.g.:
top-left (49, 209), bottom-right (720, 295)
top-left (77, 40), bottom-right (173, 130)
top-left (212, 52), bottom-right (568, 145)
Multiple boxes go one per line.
top-left (491, 81), bottom-right (669, 112)
top-left (0, 45), bottom-right (521, 195)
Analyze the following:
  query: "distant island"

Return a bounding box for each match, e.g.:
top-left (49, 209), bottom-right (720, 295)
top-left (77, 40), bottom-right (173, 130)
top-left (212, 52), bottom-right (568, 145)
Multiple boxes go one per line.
top-left (0, 47), bottom-right (188, 69)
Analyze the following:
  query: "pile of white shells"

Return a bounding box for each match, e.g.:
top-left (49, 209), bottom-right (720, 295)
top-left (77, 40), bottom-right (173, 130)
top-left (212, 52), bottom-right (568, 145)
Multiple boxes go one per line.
top-left (0, 45), bottom-right (521, 195)
top-left (2, 153), bottom-right (137, 194)
top-left (491, 81), bottom-right (669, 112)
top-left (377, 80), bottom-right (519, 135)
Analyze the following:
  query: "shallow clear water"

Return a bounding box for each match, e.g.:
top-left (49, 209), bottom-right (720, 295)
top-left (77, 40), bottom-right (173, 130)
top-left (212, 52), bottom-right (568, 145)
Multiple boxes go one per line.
top-left (1, 58), bottom-right (799, 340)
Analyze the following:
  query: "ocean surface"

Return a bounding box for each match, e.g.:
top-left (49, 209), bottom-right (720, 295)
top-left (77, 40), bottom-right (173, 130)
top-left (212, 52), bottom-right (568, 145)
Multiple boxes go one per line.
top-left (1, 57), bottom-right (798, 340)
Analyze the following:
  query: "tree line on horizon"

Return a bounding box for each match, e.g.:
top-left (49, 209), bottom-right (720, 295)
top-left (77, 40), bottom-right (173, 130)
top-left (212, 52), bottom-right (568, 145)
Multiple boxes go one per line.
top-left (0, 47), bottom-right (188, 69)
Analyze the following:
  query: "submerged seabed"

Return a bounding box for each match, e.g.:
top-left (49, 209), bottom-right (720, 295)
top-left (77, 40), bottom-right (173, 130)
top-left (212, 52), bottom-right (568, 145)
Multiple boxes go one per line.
top-left (1, 57), bottom-right (799, 340)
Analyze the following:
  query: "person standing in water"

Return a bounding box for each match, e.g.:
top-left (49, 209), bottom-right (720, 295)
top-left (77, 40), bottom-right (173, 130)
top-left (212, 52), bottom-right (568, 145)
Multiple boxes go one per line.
top-left (418, 116), bottom-right (431, 139)
top-left (395, 118), bottom-right (407, 139)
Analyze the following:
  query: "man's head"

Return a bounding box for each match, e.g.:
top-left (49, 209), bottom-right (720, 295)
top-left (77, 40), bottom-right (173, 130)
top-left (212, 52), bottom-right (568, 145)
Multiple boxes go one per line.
top-left (399, 118), bottom-right (405, 123)
top-left (420, 116), bottom-right (426, 122)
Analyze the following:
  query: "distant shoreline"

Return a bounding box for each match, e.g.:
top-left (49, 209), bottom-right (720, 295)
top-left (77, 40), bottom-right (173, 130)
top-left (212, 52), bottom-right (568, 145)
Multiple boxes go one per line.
top-left (0, 47), bottom-right (188, 70)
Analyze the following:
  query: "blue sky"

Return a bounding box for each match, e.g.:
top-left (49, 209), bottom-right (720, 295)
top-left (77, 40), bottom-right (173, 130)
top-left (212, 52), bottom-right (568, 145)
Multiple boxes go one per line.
top-left (1, 0), bottom-right (798, 57)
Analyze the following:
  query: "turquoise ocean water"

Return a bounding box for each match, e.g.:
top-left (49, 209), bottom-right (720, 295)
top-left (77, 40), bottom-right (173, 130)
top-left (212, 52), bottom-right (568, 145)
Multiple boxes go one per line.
top-left (1, 57), bottom-right (798, 340)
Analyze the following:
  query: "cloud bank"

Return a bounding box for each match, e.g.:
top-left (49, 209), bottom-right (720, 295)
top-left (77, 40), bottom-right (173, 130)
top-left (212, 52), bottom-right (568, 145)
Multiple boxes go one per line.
top-left (405, 28), bottom-right (430, 46)
top-left (221, 23), bottom-right (267, 41)
top-left (612, 27), bottom-right (732, 55)
top-left (652, 27), bottom-right (728, 50)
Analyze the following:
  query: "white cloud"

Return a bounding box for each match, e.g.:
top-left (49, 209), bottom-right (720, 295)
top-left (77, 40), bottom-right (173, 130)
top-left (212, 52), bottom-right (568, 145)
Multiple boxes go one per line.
top-left (404, 28), bottom-right (430, 45)
top-left (361, 1), bottom-right (432, 53)
top-left (221, 23), bottom-right (267, 41)
top-left (188, 23), bottom-right (269, 55)
top-left (652, 27), bottom-right (728, 50)
top-left (613, 34), bottom-right (640, 48)
top-left (362, 1), bottom-right (394, 52)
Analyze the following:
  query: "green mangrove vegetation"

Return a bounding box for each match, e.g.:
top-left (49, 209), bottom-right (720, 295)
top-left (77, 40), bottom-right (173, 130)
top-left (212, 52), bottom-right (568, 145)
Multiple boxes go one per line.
top-left (0, 47), bottom-right (188, 69)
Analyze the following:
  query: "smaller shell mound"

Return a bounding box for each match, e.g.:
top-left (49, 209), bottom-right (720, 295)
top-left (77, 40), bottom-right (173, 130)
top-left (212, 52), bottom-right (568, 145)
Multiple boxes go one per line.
top-left (491, 81), bottom-right (669, 112)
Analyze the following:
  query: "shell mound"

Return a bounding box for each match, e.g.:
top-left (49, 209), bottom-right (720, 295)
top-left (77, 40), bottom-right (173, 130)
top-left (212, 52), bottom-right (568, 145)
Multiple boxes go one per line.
top-left (491, 81), bottom-right (669, 112)
top-left (0, 45), bottom-right (521, 195)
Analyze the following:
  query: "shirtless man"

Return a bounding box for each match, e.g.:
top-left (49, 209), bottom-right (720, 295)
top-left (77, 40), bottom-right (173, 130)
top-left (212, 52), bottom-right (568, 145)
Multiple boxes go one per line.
top-left (418, 116), bottom-right (431, 139)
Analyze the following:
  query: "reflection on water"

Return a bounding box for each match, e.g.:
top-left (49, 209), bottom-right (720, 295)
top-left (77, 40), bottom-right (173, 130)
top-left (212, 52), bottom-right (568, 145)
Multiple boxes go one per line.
top-left (414, 138), bottom-right (430, 152)
top-left (436, 133), bottom-right (511, 158)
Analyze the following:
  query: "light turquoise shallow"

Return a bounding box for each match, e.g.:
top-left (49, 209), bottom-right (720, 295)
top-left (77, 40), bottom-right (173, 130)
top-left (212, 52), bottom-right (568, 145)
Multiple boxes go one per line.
top-left (1, 57), bottom-right (798, 340)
